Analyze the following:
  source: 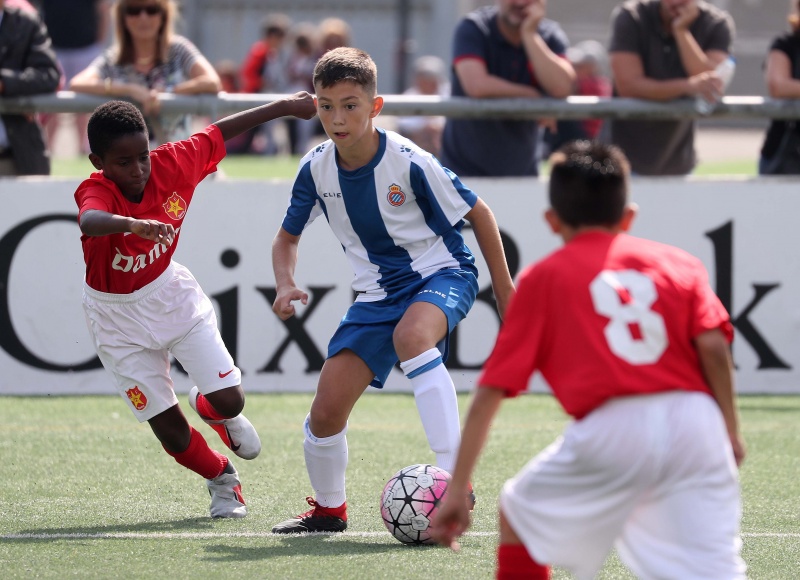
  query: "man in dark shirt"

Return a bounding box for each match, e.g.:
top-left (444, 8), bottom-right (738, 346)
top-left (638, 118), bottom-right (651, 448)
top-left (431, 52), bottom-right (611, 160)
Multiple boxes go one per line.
top-left (439, 0), bottom-right (575, 177)
top-left (608, 0), bottom-right (735, 175)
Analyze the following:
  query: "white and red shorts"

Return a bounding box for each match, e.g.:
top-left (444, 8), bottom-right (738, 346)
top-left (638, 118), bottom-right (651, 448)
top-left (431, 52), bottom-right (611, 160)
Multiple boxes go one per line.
top-left (500, 391), bottom-right (745, 580)
top-left (82, 262), bottom-right (241, 421)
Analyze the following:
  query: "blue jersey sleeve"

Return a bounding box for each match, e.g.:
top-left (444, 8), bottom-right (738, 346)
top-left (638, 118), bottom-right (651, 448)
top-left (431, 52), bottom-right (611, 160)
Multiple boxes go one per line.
top-left (281, 161), bottom-right (323, 235)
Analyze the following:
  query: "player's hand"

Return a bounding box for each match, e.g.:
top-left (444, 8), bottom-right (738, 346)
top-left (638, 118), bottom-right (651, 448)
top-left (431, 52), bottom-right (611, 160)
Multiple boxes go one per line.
top-left (130, 219), bottom-right (175, 246)
top-left (429, 493), bottom-right (472, 551)
top-left (520, 0), bottom-right (546, 36)
top-left (671, 0), bottom-right (699, 32)
top-left (493, 284), bottom-right (515, 321)
top-left (286, 91), bottom-right (318, 120)
top-left (272, 286), bottom-right (309, 320)
top-left (688, 71), bottom-right (723, 103)
top-left (730, 432), bottom-right (746, 467)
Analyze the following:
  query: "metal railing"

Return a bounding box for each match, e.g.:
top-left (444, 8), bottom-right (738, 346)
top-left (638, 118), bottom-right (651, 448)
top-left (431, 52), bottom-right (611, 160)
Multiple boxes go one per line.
top-left (1, 91), bottom-right (800, 121)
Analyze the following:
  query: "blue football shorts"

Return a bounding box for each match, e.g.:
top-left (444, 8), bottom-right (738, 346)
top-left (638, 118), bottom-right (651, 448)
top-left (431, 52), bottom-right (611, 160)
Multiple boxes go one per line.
top-left (327, 268), bottom-right (479, 388)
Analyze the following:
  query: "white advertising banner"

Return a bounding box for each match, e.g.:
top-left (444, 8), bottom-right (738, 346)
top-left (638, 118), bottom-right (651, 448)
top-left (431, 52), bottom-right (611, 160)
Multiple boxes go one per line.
top-left (0, 176), bottom-right (797, 395)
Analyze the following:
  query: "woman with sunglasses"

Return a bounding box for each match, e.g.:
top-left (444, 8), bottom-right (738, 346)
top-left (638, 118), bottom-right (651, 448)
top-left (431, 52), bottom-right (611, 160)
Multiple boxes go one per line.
top-left (70, 0), bottom-right (221, 145)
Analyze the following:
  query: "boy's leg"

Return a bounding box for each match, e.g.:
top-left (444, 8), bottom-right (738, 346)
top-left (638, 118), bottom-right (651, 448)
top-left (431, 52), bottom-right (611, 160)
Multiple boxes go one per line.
top-left (395, 301), bottom-right (461, 474)
top-left (150, 404), bottom-right (225, 476)
top-left (187, 384), bottom-right (261, 460)
top-left (614, 393), bottom-right (746, 579)
top-left (166, 270), bottom-right (261, 460)
top-left (272, 349), bottom-right (373, 534)
top-left (497, 509), bottom-right (551, 580)
top-left (149, 404), bottom-right (247, 518)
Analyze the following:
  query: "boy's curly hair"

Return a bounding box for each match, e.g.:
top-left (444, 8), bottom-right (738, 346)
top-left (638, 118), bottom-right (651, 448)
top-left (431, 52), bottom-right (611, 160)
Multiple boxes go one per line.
top-left (87, 100), bottom-right (148, 158)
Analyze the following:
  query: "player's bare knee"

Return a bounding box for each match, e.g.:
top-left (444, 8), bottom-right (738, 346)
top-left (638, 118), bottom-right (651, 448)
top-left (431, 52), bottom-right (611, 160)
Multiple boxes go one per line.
top-left (307, 407), bottom-right (346, 439)
top-left (393, 323), bottom-right (428, 358)
top-left (205, 385), bottom-right (245, 417)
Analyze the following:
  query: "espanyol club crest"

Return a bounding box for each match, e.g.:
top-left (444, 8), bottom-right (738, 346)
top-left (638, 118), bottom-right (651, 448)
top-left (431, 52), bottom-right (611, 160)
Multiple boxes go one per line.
top-left (126, 386), bottom-right (148, 411)
top-left (163, 192), bottom-right (187, 220)
top-left (387, 184), bottom-right (406, 207)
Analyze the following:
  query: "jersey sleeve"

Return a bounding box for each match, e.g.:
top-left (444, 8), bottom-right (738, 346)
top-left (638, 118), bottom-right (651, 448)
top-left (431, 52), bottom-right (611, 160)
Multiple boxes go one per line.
top-left (409, 160), bottom-right (477, 231)
top-left (74, 178), bottom-right (115, 219)
top-left (170, 35), bottom-right (203, 78)
top-left (152, 124), bottom-right (226, 188)
top-left (702, 11), bottom-right (734, 53)
top-left (541, 20), bottom-right (569, 57)
top-left (451, 16), bottom-right (488, 65)
top-left (609, 5), bottom-right (641, 54)
top-left (281, 161), bottom-right (323, 236)
top-left (689, 257), bottom-right (734, 342)
top-left (478, 265), bottom-right (546, 397)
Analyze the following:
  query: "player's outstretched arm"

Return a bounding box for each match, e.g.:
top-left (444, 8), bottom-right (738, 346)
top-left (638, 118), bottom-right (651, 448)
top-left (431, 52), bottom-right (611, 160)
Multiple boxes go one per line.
top-left (695, 328), bottom-right (746, 466)
top-left (463, 199), bottom-right (515, 318)
top-left (430, 386), bottom-right (504, 551)
top-left (79, 209), bottom-right (175, 246)
top-left (271, 227), bottom-right (308, 321)
top-left (214, 91), bottom-right (317, 142)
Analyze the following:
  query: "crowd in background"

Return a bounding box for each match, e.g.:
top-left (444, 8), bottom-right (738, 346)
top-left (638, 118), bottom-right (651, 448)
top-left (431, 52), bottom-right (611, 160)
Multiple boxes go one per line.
top-left (1, 0), bottom-right (800, 177)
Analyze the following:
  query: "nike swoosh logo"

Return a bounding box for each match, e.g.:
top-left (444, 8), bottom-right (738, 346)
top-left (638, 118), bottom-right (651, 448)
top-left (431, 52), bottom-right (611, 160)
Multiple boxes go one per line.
top-left (225, 426), bottom-right (241, 451)
top-left (219, 369), bottom-right (234, 378)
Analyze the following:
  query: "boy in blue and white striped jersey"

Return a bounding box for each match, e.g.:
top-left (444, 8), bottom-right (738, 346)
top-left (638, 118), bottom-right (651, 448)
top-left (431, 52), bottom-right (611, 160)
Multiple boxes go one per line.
top-left (270, 47), bottom-right (515, 534)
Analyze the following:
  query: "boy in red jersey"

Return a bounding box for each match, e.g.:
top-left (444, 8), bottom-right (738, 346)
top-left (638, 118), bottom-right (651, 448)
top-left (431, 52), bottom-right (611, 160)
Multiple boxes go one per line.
top-left (431, 140), bottom-right (747, 578)
top-left (75, 92), bottom-right (316, 518)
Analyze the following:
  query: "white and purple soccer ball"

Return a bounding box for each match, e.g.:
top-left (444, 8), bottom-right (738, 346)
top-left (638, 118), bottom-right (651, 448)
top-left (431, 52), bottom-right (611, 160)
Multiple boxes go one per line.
top-left (380, 463), bottom-right (451, 545)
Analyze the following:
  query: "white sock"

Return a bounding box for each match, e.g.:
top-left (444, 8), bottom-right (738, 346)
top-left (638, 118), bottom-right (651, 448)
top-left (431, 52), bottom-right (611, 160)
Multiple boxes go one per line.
top-left (303, 414), bottom-right (348, 508)
top-left (401, 348), bottom-right (461, 474)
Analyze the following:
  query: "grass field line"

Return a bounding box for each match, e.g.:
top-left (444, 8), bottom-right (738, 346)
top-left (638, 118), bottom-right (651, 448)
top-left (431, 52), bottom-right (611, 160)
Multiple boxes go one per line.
top-left (1, 531), bottom-right (797, 540)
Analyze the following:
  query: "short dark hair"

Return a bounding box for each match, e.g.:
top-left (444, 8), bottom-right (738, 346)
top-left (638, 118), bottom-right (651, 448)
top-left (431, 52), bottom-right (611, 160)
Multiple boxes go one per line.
top-left (548, 140), bottom-right (630, 228)
top-left (313, 47), bottom-right (377, 95)
top-left (87, 100), bottom-right (148, 158)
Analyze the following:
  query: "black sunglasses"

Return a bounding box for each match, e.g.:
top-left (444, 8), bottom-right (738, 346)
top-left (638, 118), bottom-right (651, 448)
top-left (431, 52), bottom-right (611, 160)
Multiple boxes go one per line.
top-left (125, 5), bottom-right (162, 16)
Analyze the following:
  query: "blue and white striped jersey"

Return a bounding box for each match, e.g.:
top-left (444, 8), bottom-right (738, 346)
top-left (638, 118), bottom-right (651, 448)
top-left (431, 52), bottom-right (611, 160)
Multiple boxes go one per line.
top-left (282, 129), bottom-right (478, 300)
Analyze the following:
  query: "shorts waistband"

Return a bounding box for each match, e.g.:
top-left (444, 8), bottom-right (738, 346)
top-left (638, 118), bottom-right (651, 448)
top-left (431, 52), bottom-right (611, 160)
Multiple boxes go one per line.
top-left (84, 262), bottom-right (177, 304)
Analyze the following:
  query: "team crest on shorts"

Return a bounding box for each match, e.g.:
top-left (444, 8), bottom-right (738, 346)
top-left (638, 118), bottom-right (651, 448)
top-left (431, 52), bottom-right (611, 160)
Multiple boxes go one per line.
top-left (163, 193), bottom-right (187, 220)
top-left (387, 184), bottom-right (406, 206)
top-left (126, 386), bottom-right (148, 411)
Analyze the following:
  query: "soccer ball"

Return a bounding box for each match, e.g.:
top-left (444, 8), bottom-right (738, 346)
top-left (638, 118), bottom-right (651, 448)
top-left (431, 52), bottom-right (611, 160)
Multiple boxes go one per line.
top-left (380, 463), bottom-right (450, 545)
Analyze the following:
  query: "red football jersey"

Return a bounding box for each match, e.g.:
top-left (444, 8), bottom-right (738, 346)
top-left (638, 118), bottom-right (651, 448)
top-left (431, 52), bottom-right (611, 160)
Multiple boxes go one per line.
top-left (75, 125), bottom-right (225, 293)
top-left (479, 231), bottom-right (733, 419)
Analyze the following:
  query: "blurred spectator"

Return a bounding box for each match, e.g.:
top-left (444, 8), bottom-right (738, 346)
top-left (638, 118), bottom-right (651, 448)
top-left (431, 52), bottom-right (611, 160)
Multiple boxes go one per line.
top-left (213, 59), bottom-right (251, 154)
top-left (240, 12), bottom-right (291, 154)
top-left (439, 0), bottom-right (575, 177)
top-left (542, 40), bottom-right (613, 155)
top-left (759, 0), bottom-right (800, 175)
top-left (241, 13), bottom-right (291, 94)
top-left (318, 17), bottom-right (352, 54)
top-left (0, 0), bottom-right (61, 175)
top-left (215, 59), bottom-right (240, 94)
top-left (69, 0), bottom-right (221, 146)
top-left (285, 22), bottom-right (319, 154)
top-left (40, 0), bottom-right (110, 155)
top-left (569, 40), bottom-right (612, 139)
top-left (396, 55), bottom-right (450, 157)
top-left (608, 0), bottom-right (735, 175)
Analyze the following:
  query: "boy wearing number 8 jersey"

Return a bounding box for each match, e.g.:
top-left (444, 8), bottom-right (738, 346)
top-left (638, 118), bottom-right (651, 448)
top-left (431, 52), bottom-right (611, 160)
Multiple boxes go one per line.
top-left (431, 140), bottom-right (746, 579)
